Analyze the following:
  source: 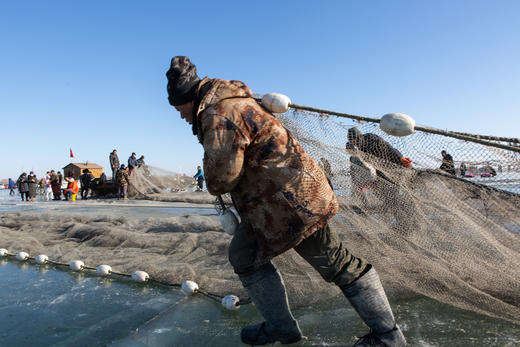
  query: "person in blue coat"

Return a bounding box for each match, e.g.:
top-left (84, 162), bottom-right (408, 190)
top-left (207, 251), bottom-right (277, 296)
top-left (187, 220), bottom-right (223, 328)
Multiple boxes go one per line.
top-left (8, 178), bottom-right (16, 195)
top-left (193, 166), bottom-right (204, 191)
top-left (128, 152), bottom-right (138, 176)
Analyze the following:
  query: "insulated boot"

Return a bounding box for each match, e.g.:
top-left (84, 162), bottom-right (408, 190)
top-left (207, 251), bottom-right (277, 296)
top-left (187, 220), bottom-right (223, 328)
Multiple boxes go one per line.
top-left (239, 262), bottom-right (302, 345)
top-left (341, 266), bottom-right (406, 347)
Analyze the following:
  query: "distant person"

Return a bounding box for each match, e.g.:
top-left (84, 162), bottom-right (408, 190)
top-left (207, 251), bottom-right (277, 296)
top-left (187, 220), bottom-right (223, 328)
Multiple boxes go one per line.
top-left (8, 178), bottom-right (16, 196)
top-left (483, 164), bottom-right (497, 177)
top-left (57, 171), bottom-right (64, 199)
top-left (63, 175), bottom-right (79, 201)
top-left (80, 169), bottom-right (95, 199)
top-left (346, 127), bottom-right (411, 195)
top-left (346, 127), bottom-right (405, 166)
top-left (319, 157), bottom-right (334, 189)
top-left (193, 166), bottom-right (204, 191)
top-left (109, 149), bottom-right (120, 182)
top-left (348, 153), bottom-right (376, 206)
top-left (116, 164), bottom-right (130, 200)
top-left (27, 171), bottom-right (38, 201)
top-left (137, 155), bottom-right (145, 168)
top-left (45, 171), bottom-right (52, 200)
top-left (57, 171), bottom-right (63, 188)
top-left (137, 155), bottom-right (151, 177)
top-left (128, 152), bottom-right (138, 176)
top-left (440, 150), bottom-right (456, 175)
top-left (17, 173), bottom-right (29, 201)
top-left (346, 128), bottom-right (417, 234)
top-left (459, 162), bottom-right (467, 176)
top-left (99, 172), bottom-right (107, 183)
top-left (50, 170), bottom-right (61, 200)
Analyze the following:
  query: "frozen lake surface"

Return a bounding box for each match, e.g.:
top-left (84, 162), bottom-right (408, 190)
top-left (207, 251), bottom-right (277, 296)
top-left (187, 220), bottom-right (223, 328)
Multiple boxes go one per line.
top-left (0, 190), bottom-right (519, 346)
top-left (1, 260), bottom-right (519, 347)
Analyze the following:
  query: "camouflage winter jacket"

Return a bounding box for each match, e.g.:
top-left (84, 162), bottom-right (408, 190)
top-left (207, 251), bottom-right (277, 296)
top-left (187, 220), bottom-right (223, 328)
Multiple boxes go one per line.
top-left (116, 168), bottom-right (130, 186)
top-left (195, 78), bottom-right (338, 266)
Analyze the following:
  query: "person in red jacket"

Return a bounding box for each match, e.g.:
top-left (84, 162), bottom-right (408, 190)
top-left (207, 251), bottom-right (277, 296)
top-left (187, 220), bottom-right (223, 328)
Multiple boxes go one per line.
top-left (63, 176), bottom-right (79, 201)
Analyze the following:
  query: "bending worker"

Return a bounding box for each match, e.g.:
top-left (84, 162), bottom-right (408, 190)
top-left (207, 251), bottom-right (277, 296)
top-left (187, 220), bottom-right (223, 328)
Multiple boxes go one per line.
top-left (166, 56), bottom-right (406, 347)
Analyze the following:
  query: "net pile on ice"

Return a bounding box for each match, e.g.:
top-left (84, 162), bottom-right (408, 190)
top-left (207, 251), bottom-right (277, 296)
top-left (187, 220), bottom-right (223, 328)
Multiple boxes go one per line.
top-left (1, 103), bottom-right (519, 325)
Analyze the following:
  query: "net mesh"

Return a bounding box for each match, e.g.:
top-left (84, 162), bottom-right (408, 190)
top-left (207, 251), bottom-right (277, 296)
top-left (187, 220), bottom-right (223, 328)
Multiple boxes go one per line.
top-left (1, 106), bottom-right (519, 325)
top-left (274, 109), bottom-right (520, 324)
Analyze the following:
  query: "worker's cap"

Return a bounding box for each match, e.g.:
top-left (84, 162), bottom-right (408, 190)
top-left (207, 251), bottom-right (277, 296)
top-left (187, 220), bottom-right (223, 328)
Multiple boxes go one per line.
top-left (166, 56), bottom-right (200, 106)
top-left (347, 127), bottom-right (362, 141)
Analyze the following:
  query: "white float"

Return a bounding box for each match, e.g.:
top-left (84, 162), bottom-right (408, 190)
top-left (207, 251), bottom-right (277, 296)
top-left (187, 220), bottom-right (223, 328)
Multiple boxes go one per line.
top-left (181, 280), bottom-right (199, 295)
top-left (220, 209), bottom-right (239, 235)
top-left (69, 260), bottom-right (85, 271)
top-left (131, 271), bottom-right (149, 282)
top-left (261, 93), bottom-right (291, 114)
top-left (35, 255), bottom-right (49, 264)
top-left (221, 295), bottom-right (240, 310)
top-left (0, 248), bottom-right (8, 257)
top-left (97, 265), bottom-right (112, 275)
top-left (16, 252), bottom-right (29, 261)
top-left (380, 113), bottom-right (415, 136)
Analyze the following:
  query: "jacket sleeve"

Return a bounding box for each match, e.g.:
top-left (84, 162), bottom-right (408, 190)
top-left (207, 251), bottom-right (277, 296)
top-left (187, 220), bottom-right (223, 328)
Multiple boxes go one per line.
top-left (200, 112), bottom-right (250, 195)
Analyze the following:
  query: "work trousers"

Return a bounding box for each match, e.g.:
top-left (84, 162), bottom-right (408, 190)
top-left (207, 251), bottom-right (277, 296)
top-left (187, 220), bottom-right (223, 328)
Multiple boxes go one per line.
top-left (52, 184), bottom-right (61, 200)
top-left (119, 185), bottom-right (128, 199)
top-left (81, 188), bottom-right (90, 200)
top-left (229, 222), bottom-right (368, 288)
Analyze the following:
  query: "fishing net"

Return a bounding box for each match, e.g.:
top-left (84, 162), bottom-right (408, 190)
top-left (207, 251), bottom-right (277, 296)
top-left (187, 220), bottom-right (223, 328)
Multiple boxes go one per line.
top-left (128, 166), bottom-right (216, 204)
top-left (1, 103), bottom-right (519, 325)
top-left (273, 107), bottom-right (520, 325)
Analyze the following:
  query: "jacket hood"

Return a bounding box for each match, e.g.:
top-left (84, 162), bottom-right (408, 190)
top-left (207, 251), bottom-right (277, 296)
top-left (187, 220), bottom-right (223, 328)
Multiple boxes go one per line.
top-left (195, 78), bottom-right (253, 116)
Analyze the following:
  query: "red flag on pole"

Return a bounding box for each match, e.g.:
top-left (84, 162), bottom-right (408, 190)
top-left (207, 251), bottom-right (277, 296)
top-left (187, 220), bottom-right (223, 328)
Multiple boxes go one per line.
top-left (70, 148), bottom-right (74, 158)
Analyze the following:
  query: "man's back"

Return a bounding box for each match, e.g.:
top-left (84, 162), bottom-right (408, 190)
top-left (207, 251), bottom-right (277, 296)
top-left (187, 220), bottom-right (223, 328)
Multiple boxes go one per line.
top-left (197, 78), bottom-right (337, 264)
top-left (358, 133), bottom-right (403, 165)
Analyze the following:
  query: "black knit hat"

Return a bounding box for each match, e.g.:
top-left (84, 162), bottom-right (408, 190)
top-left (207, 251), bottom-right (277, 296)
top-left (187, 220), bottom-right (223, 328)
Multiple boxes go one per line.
top-left (347, 127), bottom-right (362, 141)
top-left (166, 56), bottom-right (200, 106)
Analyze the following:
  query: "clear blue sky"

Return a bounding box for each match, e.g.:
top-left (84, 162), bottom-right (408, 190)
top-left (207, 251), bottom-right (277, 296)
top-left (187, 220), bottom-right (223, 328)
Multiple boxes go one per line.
top-left (1, 1), bottom-right (519, 179)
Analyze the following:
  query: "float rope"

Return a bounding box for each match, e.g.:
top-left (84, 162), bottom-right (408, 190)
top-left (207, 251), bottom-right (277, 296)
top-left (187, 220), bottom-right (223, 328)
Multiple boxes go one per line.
top-left (0, 249), bottom-right (251, 308)
top-left (252, 96), bottom-right (520, 153)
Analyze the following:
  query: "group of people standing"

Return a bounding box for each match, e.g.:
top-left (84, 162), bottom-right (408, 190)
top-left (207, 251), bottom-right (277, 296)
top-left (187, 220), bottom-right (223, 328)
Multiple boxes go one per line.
top-left (15, 171), bottom-right (41, 201)
top-left (12, 169), bottom-right (94, 202)
top-left (109, 149), bottom-right (146, 199)
top-left (440, 151), bottom-right (498, 177)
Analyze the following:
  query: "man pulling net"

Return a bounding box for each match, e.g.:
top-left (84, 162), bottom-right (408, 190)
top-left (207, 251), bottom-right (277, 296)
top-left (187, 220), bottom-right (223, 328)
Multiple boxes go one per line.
top-left (166, 56), bottom-right (406, 346)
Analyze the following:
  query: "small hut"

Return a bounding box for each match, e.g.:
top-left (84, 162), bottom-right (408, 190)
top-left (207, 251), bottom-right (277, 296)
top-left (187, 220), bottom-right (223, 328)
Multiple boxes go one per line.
top-left (63, 163), bottom-right (103, 180)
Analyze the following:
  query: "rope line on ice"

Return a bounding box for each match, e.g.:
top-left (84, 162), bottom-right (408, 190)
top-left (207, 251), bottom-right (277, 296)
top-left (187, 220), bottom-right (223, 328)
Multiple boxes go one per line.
top-left (0, 248), bottom-right (251, 309)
